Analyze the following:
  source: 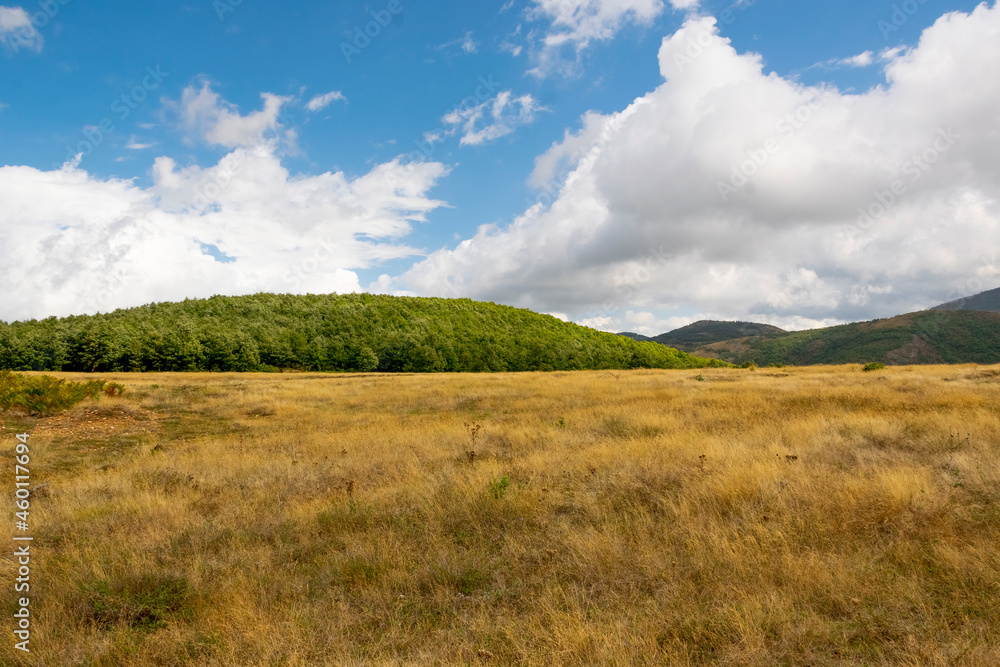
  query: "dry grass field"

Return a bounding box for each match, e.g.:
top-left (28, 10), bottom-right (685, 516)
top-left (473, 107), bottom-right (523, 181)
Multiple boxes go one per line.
top-left (3, 365), bottom-right (1000, 665)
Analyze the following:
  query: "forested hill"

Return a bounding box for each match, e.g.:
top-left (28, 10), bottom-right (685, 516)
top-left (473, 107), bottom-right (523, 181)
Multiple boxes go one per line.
top-left (651, 320), bottom-right (787, 352)
top-left (931, 286), bottom-right (1000, 312)
top-left (687, 310), bottom-right (1000, 366)
top-left (0, 293), bottom-right (729, 373)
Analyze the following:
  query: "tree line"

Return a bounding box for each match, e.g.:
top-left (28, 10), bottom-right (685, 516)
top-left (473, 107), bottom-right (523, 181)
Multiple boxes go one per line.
top-left (0, 293), bottom-right (729, 373)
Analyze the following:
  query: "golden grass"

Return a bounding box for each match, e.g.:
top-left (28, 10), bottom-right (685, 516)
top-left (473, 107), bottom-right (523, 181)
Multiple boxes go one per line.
top-left (3, 365), bottom-right (1000, 665)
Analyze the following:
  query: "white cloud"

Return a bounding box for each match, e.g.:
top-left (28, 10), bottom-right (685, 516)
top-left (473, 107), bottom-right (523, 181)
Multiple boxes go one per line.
top-left (442, 91), bottom-right (545, 146)
top-left (879, 46), bottom-right (906, 62)
top-left (842, 50), bottom-right (874, 67)
top-left (0, 140), bottom-right (449, 321)
top-left (439, 30), bottom-right (479, 54)
top-left (391, 6), bottom-right (1000, 333)
top-left (172, 82), bottom-right (290, 149)
top-left (125, 136), bottom-right (154, 150)
top-left (528, 0), bottom-right (667, 75)
top-left (501, 22), bottom-right (525, 57)
top-left (306, 90), bottom-right (346, 112)
top-left (0, 6), bottom-right (41, 53)
top-left (815, 50), bottom-right (875, 69)
top-left (503, 42), bottom-right (523, 57)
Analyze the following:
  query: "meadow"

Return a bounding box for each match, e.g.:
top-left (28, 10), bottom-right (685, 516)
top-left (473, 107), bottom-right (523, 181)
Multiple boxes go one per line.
top-left (2, 365), bottom-right (1000, 665)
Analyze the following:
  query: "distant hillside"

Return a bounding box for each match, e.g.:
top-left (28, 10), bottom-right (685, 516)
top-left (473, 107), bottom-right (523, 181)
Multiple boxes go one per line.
top-left (931, 286), bottom-right (1000, 313)
top-left (617, 332), bottom-right (653, 342)
top-left (0, 293), bottom-right (729, 373)
top-left (688, 310), bottom-right (1000, 366)
top-left (652, 320), bottom-right (787, 352)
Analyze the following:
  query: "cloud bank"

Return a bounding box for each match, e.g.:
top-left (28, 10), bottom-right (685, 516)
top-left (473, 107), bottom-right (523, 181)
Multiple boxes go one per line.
top-left (394, 4), bottom-right (1000, 333)
top-left (0, 89), bottom-right (448, 322)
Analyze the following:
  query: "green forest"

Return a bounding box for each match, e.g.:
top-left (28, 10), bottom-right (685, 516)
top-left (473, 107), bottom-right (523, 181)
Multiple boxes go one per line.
top-left (697, 310), bottom-right (1000, 366)
top-left (0, 293), bottom-right (727, 373)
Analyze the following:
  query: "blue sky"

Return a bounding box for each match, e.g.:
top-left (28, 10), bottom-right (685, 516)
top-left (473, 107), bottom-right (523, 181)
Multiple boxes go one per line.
top-left (1, 0), bottom-right (998, 334)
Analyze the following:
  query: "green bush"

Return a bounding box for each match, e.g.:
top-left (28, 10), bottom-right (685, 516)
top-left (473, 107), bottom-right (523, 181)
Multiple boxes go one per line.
top-left (488, 475), bottom-right (511, 500)
top-left (862, 362), bottom-right (887, 372)
top-left (0, 370), bottom-right (105, 416)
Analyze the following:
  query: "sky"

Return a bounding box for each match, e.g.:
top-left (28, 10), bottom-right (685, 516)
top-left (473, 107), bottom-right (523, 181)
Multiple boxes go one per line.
top-left (1, 0), bottom-right (998, 335)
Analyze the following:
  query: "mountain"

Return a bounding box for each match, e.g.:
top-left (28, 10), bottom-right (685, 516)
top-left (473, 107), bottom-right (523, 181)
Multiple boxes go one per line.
top-left (617, 332), bottom-right (653, 342)
top-left (931, 286), bottom-right (1000, 313)
top-left (651, 320), bottom-right (787, 352)
top-left (0, 293), bottom-right (729, 373)
top-left (686, 310), bottom-right (1000, 366)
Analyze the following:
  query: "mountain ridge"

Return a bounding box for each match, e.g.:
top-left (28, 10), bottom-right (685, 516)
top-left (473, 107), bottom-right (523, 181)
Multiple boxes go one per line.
top-left (931, 286), bottom-right (1000, 313)
top-left (650, 320), bottom-right (787, 352)
top-left (615, 286), bottom-right (1000, 365)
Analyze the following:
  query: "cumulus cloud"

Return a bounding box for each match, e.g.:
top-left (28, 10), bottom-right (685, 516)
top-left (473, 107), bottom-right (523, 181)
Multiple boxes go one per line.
top-left (171, 82), bottom-right (291, 148)
top-left (528, 0), bottom-right (666, 75)
top-left (392, 5), bottom-right (1000, 332)
top-left (0, 140), bottom-right (449, 321)
top-left (306, 90), bottom-right (345, 112)
top-left (442, 91), bottom-right (545, 146)
top-left (0, 5), bottom-right (41, 53)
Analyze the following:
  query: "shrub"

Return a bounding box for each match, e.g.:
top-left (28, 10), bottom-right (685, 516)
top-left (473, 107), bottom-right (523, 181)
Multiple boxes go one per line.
top-left (84, 573), bottom-right (193, 631)
top-left (488, 475), bottom-right (511, 500)
top-left (0, 370), bottom-right (105, 416)
top-left (863, 362), bottom-right (887, 372)
top-left (104, 382), bottom-right (126, 397)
